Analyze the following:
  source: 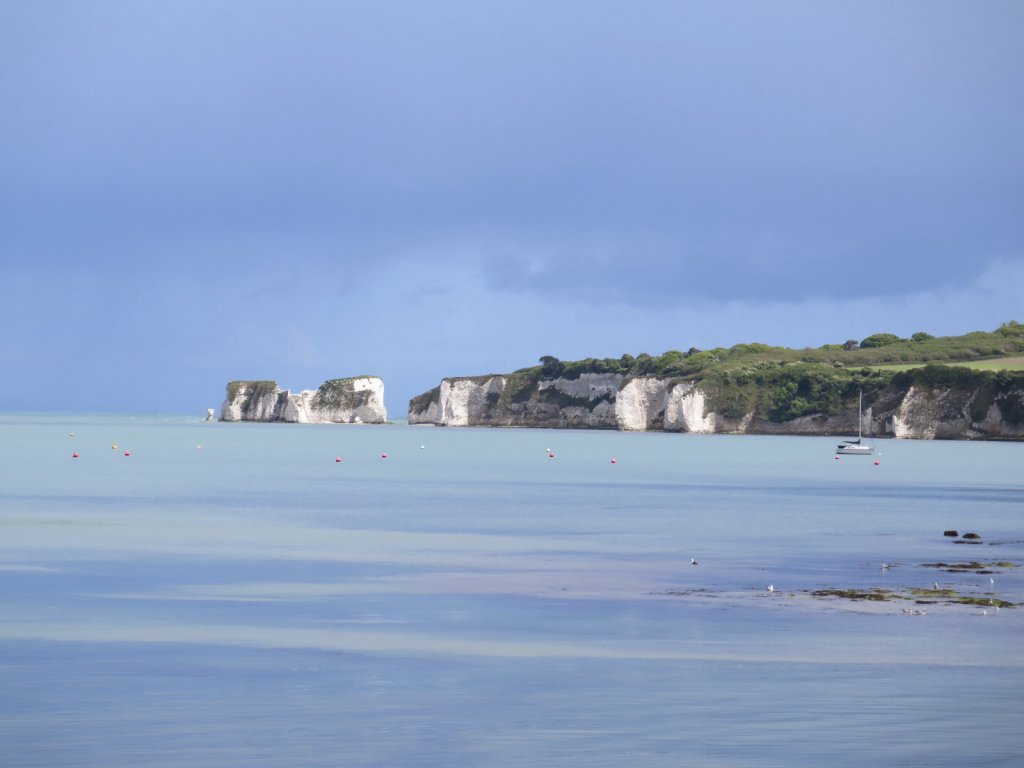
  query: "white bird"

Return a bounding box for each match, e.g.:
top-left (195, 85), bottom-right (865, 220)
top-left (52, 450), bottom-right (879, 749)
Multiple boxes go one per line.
top-left (933, 582), bottom-right (939, 590)
top-left (767, 584), bottom-right (774, 593)
top-left (690, 558), bottom-right (698, 566)
top-left (881, 563), bottom-right (890, 570)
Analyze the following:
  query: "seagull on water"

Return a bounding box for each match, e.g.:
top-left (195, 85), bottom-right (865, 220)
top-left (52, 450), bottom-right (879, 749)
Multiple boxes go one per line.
top-left (690, 558), bottom-right (698, 566)
top-left (767, 584), bottom-right (774, 593)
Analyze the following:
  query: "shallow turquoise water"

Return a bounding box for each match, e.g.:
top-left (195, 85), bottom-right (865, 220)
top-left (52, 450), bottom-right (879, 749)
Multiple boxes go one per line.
top-left (1, 414), bottom-right (1022, 766)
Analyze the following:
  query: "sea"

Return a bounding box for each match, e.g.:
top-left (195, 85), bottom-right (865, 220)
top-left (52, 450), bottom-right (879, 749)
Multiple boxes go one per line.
top-left (1, 413), bottom-right (1022, 767)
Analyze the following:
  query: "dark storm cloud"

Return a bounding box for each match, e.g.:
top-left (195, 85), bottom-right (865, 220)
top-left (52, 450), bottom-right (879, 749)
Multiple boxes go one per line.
top-left (2, 1), bottom-right (1022, 307)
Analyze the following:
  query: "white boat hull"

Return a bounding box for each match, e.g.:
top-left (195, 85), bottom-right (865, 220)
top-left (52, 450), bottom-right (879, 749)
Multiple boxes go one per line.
top-left (836, 443), bottom-right (874, 455)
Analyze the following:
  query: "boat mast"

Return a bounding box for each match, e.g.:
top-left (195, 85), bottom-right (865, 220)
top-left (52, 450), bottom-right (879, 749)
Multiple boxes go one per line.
top-left (858, 390), bottom-right (863, 441)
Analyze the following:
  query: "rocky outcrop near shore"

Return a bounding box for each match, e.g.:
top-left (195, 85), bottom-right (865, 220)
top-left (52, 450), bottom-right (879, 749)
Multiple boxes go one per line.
top-left (220, 377), bottom-right (387, 423)
top-left (407, 372), bottom-right (1024, 440)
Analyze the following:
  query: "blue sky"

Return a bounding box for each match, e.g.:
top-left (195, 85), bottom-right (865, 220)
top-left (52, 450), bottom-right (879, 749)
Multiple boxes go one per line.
top-left (2, 1), bottom-right (1022, 416)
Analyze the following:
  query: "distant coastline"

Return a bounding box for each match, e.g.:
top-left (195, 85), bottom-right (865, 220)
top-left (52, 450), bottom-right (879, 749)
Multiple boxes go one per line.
top-left (406, 323), bottom-right (1024, 440)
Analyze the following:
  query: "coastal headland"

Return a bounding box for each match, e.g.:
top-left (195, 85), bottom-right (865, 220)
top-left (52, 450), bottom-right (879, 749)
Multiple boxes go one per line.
top-left (407, 323), bottom-right (1024, 440)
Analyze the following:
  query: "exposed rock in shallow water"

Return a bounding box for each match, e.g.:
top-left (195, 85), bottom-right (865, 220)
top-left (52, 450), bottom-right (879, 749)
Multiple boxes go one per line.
top-left (812, 588), bottom-right (892, 602)
top-left (921, 561), bottom-right (1017, 573)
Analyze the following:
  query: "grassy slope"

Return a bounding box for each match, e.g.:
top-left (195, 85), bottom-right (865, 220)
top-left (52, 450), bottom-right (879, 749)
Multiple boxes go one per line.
top-left (513, 322), bottom-right (1024, 382)
top-left (873, 357), bottom-right (1024, 372)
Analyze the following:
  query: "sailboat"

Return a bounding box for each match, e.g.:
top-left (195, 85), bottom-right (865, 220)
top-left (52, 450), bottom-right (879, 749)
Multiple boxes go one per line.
top-left (836, 390), bottom-right (874, 456)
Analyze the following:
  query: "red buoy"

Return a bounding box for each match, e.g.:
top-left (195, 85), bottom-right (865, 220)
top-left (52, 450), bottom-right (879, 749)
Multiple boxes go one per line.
top-left (335, 457), bottom-right (342, 463)
top-left (874, 460), bottom-right (880, 466)
top-left (124, 451), bottom-right (131, 457)
top-left (548, 453), bottom-right (555, 458)
top-left (611, 458), bottom-right (617, 464)
top-left (834, 455), bottom-right (840, 460)
top-left (72, 453), bottom-right (79, 458)
top-left (381, 453), bottom-right (388, 459)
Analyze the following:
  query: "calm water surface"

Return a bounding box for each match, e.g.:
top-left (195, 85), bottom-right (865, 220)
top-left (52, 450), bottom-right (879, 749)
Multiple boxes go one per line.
top-left (1, 414), bottom-right (1022, 766)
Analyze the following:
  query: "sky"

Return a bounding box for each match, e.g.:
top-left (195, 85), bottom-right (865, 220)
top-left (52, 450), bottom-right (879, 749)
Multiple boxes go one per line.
top-left (2, 1), bottom-right (1022, 417)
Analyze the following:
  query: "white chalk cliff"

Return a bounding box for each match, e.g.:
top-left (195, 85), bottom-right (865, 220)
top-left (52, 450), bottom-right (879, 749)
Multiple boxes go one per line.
top-left (888, 384), bottom-right (1024, 439)
top-left (407, 374), bottom-right (1024, 440)
top-left (220, 378), bottom-right (387, 424)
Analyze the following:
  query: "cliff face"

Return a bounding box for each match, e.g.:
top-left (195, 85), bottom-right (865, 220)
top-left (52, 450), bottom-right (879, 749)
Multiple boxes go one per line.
top-left (220, 378), bottom-right (387, 424)
top-left (409, 373), bottom-right (620, 429)
top-left (407, 374), bottom-right (1024, 440)
top-left (888, 385), bottom-right (1024, 439)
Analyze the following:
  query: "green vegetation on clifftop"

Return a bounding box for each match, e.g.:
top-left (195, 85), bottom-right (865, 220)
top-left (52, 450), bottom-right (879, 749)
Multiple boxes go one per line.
top-left (412, 323), bottom-right (1024, 428)
top-left (315, 377), bottom-right (376, 409)
top-left (226, 380), bottom-right (278, 402)
top-left (530, 322), bottom-right (1024, 382)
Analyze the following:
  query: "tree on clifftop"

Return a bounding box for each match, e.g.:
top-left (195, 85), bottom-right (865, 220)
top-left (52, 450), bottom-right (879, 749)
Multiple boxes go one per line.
top-left (539, 355), bottom-right (564, 377)
top-left (860, 333), bottom-right (902, 348)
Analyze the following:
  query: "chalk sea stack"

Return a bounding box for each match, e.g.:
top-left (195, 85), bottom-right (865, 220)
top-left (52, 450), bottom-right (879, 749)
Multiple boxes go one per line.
top-left (220, 378), bottom-right (387, 423)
